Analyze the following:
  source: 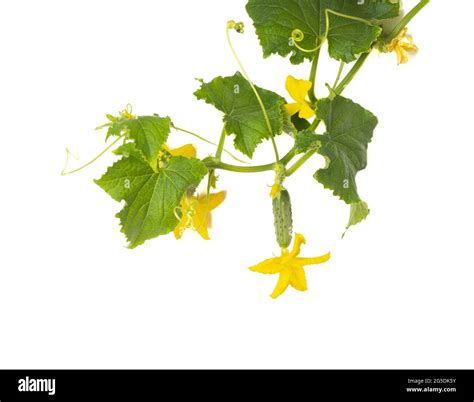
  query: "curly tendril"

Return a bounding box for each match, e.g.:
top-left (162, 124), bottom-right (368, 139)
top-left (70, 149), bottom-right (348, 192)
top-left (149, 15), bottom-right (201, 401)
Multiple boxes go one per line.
top-left (120, 104), bottom-right (135, 120)
top-left (290, 9), bottom-right (375, 55)
top-left (61, 135), bottom-right (125, 176)
top-left (291, 29), bottom-right (305, 42)
top-left (173, 206), bottom-right (194, 229)
top-left (290, 29), bottom-right (323, 53)
top-left (173, 199), bottom-right (201, 237)
top-left (173, 206), bottom-right (191, 239)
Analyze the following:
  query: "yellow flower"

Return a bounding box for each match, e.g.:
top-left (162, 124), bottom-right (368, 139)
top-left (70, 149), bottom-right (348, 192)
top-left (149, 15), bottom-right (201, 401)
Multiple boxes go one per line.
top-left (163, 144), bottom-right (196, 159)
top-left (174, 191), bottom-right (226, 240)
top-left (284, 76), bottom-right (315, 119)
top-left (118, 104), bottom-right (135, 120)
top-left (250, 233), bottom-right (330, 299)
top-left (154, 144), bottom-right (196, 170)
top-left (386, 27), bottom-right (418, 65)
top-left (121, 109), bottom-right (134, 120)
top-left (162, 143), bottom-right (226, 241)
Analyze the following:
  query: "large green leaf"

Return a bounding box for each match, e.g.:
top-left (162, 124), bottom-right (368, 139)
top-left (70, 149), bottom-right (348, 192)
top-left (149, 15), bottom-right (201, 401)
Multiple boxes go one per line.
top-left (95, 151), bottom-right (207, 248)
top-left (299, 96), bottom-right (378, 204)
top-left (194, 71), bottom-right (286, 158)
top-left (246, 0), bottom-right (399, 64)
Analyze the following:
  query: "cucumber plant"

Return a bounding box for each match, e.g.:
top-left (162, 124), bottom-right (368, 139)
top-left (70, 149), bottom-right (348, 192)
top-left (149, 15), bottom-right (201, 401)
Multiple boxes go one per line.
top-left (64, 0), bottom-right (429, 298)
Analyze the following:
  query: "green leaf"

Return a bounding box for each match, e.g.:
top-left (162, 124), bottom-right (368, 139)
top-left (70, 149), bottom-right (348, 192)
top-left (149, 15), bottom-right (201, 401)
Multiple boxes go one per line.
top-left (96, 114), bottom-right (129, 140)
top-left (105, 121), bottom-right (126, 140)
top-left (113, 142), bottom-right (147, 161)
top-left (246, 0), bottom-right (399, 64)
top-left (95, 152), bottom-right (207, 248)
top-left (347, 200), bottom-right (370, 229)
top-left (96, 150), bottom-right (151, 203)
top-left (326, 11), bottom-right (382, 63)
top-left (314, 95), bottom-right (378, 204)
top-left (194, 71), bottom-right (286, 158)
top-left (126, 115), bottom-right (171, 164)
top-left (95, 117), bottom-right (126, 140)
top-left (294, 130), bottom-right (322, 154)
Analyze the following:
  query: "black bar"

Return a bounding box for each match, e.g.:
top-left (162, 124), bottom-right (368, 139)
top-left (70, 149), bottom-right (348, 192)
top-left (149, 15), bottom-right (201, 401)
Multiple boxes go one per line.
top-left (0, 370), bottom-right (473, 401)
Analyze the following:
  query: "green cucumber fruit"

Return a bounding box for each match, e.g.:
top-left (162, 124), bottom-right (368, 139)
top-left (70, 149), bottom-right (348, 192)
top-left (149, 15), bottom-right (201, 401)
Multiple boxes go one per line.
top-left (272, 189), bottom-right (293, 249)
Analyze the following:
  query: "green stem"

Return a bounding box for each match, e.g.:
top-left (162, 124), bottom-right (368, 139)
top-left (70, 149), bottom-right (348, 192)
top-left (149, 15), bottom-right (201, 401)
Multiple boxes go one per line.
top-left (270, 137), bottom-right (280, 162)
top-left (61, 135), bottom-right (124, 176)
top-left (386, 0), bottom-right (430, 42)
top-left (333, 61), bottom-right (345, 90)
top-left (286, 148), bottom-right (319, 177)
top-left (309, 118), bottom-right (321, 132)
top-left (334, 52), bottom-right (370, 97)
top-left (215, 127), bottom-right (227, 160)
top-left (206, 127), bottom-right (227, 193)
top-left (280, 148), bottom-right (297, 166)
top-left (308, 48), bottom-right (320, 103)
top-left (208, 161), bottom-right (275, 174)
top-left (172, 124), bottom-right (247, 164)
top-left (206, 148), bottom-right (296, 174)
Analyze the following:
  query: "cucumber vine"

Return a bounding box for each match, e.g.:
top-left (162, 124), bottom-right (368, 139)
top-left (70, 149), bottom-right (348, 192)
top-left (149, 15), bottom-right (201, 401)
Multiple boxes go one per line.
top-left (64, 0), bottom-right (429, 298)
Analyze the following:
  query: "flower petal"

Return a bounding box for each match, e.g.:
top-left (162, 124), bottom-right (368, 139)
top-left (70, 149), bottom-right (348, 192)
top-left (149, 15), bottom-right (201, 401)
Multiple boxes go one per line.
top-left (194, 221), bottom-right (211, 240)
top-left (289, 233), bottom-right (307, 257)
top-left (298, 102), bottom-right (315, 119)
top-left (285, 102), bottom-right (300, 117)
top-left (402, 42), bottom-right (418, 53)
top-left (396, 46), bottom-right (408, 65)
top-left (199, 191), bottom-right (226, 210)
top-left (297, 252), bottom-right (331, 266)
top-left (270, 183), bottom-right (281, 199)
top-left (173, 221), bottom-right (186, 240)
top-left (173, 199), bottom-right (188, 240)
top-left (249, 258), bottom-right (285, 274)
top-left (271, 268), bottom-right (292, 299)
top-left (167, 144), bottom-right (197, 159)
top-left (285, 76), bottom-right (301, 102)
top-left (286, 76), bottom-right (312, 103)
top-left (289, 266), bottom-right (307, 292)
top-left (297, 80), bottom-right (313, 98)
top-left (192, 205), bottom-right (211, 240)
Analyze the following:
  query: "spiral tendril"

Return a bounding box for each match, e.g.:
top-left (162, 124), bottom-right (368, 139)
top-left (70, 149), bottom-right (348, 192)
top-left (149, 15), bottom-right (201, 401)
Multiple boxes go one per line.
top-left (291, 29), bottom-right (323, 53)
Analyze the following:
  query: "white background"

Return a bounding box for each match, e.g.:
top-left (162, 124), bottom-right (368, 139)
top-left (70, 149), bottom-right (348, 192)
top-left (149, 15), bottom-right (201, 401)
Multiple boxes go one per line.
top-left (1, 0), bottom-right (473, 369)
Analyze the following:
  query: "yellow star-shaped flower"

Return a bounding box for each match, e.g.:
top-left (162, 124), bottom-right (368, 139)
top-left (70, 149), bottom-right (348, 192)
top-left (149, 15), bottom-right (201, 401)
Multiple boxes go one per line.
top-left (386, 27), bottom-right (418, 65)
top-left (250, 233), bottom-right (330, 299)
top-left (174, 191), bottom-right (226, 240)
top-left (284, 76), bottom-right (315, 119)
